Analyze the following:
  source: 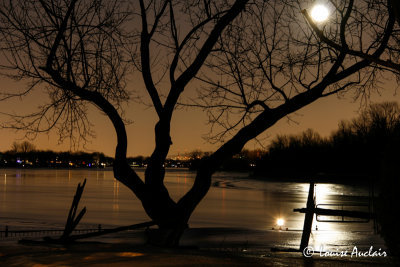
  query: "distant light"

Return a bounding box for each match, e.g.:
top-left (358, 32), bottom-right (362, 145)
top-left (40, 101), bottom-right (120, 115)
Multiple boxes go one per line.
top-left (277, 218), bottom-right (285, 226)
top-left (117, 252), bottom-right (144, 257)
top-left (311, 4), bottom-right (329, 22)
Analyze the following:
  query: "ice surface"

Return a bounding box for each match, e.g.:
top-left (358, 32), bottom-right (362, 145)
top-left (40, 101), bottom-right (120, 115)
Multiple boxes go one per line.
top-left (0, 168), bottom-right (384, 251)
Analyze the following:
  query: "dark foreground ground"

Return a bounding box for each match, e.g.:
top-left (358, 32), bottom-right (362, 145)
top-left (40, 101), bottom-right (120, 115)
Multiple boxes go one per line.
top-left (0, 228), bottom-right (397, 267)
top-left (0, 228), bottom-right (399, 267)
top-left (0, 241), bottom-right (397, 267)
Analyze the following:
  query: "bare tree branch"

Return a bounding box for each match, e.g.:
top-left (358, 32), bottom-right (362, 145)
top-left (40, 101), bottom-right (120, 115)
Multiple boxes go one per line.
top-left (303, 0), bottom-right (400, 72)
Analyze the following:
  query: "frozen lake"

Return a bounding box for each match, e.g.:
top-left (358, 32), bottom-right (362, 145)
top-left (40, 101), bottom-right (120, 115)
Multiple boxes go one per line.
top-left (0, 168), bottom-right (385, 251)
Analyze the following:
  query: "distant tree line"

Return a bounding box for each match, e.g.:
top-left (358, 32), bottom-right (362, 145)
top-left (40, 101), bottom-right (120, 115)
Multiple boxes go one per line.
top-left (128, 149), bottom-right (265, 171)
top-left (188, 149), bottom-right (265, 171)
top-left (0, 142), bottom-right (113, 168)
top-left (0, 143), bottom-right (264, 170)
top-left (254, 102), bottom-right (400, 184)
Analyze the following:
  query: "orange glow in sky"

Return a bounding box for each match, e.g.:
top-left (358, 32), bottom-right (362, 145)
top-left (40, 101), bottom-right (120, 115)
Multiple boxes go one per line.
top-left (1, 74), bottom-right (398, 157)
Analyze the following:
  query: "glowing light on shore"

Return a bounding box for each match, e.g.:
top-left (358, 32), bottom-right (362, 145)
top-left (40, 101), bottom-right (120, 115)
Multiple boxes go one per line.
top-left (277, 218), bottom-right (285, 227)
top-left (311, 4), bottom-right (329, 22)
top-left (117, 252), bottom-right (144, 257)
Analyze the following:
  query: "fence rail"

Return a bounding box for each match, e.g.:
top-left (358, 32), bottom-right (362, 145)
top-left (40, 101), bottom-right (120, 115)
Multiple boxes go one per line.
top-left (0, 225), bottom-right (103, 239)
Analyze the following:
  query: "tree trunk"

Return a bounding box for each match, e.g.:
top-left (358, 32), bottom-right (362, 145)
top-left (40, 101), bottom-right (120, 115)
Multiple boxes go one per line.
top-left (140, 189), bottom-right (189, 247)
top-left (146, 221), bottom-right (188, 247)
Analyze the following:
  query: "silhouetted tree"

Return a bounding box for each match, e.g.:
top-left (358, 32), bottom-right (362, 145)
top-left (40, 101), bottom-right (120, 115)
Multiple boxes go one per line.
top-left (333, 102), bottom-right (400, 256)
top-left (0, 0), bottom-right (398, 246)
top-left (0, 0), bottom-right (249, 246)
top-left (19, 141), bottom-right (37, 153)
top-left (10, 141), bottom-right (36, 153)
top-left (257, 129), bottom-right (329, 178)
top-left (378, 136), bottom-right (400, 258)
top-left (344, 102), bottom-right (400, 257)
top-left (258, 102), bottom-right (400, 179)
top-left (303, 0), bottom-right (400, 74)
top-left (188, 150), bottom-right (205, 160)
top-left (10, 142), bottom-right (20, 154)
top-left (331, 102), bottom-right (400, 174)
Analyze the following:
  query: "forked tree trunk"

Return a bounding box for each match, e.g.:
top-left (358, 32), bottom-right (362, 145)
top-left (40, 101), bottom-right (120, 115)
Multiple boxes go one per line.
top-left (124, 159), bottom-right (215, 247)
top-left (143, 163), bottom-right (215, 246)
top-left (150, 102), bottom-right (318, 246)
top-left (133, 110), bottom-right (287, 246)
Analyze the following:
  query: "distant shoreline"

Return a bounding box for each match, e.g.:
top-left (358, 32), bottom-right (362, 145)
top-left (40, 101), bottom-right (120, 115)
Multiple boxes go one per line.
top-left (0, 166), bottom-right (114, 171)
top-left (0, 166), bottom-right (192, 171)
top-left (249, 172), bottom-right (375, 186)
top-left (0, 167), bottom-right (375, 186)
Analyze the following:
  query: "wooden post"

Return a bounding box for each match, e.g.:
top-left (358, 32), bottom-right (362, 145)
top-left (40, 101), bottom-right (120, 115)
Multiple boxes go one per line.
top-left (299, 182), bottom-right (315, 252)
top-left (294, 180), bottom-right (376, 253)
top-left (59, 179), bottom-right (87, 242)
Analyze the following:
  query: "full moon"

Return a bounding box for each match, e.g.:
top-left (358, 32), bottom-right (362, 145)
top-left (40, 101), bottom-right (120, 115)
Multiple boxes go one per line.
top-left (311, 4), bottom-right (329, 22)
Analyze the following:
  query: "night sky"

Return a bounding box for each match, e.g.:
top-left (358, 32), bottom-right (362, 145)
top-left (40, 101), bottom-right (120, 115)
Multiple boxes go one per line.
top-left (0, 74), bottom-right (398, 157)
